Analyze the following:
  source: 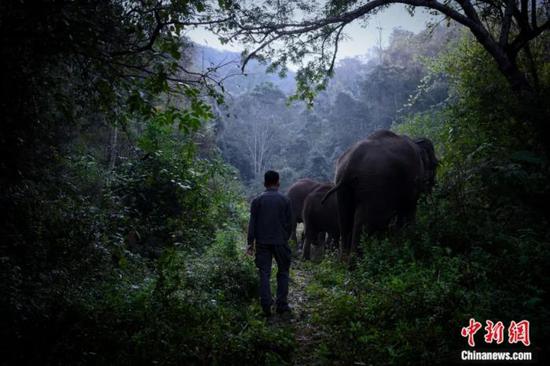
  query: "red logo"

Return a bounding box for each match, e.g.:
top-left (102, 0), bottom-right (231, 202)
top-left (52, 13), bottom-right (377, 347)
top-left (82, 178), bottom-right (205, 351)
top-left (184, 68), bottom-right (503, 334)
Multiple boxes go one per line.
top-left (484, 320), bottom-right (505, 344)
top-left (461, 318), bottom-right (482, 347)
top-left (461, 319), bottom-right (530, 347)
top-left (508, 320), bottom-right (530, 346)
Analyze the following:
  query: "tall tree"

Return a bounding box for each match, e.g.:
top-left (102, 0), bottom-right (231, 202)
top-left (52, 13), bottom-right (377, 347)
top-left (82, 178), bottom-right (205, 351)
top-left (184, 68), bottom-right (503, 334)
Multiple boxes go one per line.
top-left (217, 83), bottom-right (291, 182)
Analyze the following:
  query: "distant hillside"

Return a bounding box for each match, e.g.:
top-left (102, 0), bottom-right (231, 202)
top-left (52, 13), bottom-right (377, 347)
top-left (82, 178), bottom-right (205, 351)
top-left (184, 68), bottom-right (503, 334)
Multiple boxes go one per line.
top-left (211, 24), bottom-right (462, 191)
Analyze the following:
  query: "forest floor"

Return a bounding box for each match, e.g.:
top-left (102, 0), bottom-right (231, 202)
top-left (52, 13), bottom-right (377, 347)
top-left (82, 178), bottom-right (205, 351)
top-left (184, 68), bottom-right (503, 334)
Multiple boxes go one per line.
top-left (264, 256), bottom-right (323, 365)
top-left (288, 260), bottom-right (322, 366)
top-left (266, 224), bottom-right (329, 365)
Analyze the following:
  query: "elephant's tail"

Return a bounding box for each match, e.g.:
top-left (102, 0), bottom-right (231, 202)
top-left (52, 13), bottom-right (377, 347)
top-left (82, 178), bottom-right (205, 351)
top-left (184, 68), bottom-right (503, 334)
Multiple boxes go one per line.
top-left (321, 181), bottom-right (342, 204)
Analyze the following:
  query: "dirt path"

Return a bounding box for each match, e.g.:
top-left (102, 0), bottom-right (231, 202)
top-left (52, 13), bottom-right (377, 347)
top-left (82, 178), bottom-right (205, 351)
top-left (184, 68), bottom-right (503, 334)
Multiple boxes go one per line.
top-left (288, 260), bottom-right (323, 365)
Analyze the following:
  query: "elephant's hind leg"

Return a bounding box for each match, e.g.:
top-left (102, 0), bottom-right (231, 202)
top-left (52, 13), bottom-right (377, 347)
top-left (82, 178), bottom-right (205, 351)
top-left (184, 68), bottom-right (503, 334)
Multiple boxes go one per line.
top-left (302, 227), bottom-right (316, 261)
top-left (396, 200), bottom-right (417, 229)
top-left (311, 232), bottom-right (326, 262)
top-left (351, 205), bottom-right (368, 257)
top-left (336, 188), bottom-right (354, 262)
top-left (290, 219), bottom-right (303, 255)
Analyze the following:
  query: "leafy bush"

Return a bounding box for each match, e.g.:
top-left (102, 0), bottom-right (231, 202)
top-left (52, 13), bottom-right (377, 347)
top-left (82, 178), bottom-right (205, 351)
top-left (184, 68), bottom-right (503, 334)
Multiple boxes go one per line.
top-left (1, 110), bottom-right (295, 365)
top-left (309, 204), bottom-right (549, 363)
top-left (60, 234), bottom-right (293, 366)
top-left (306, 34), bottom-right (550, 365)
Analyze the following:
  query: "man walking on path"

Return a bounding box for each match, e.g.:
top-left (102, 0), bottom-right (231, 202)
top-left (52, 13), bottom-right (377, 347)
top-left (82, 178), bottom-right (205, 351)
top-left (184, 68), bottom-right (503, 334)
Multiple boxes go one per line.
top-left (246, 170), bottom-right (292, 317)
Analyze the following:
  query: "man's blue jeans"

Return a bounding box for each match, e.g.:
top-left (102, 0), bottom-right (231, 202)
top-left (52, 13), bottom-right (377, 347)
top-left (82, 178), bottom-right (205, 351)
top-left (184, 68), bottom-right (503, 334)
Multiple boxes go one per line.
top-left (255, 242), bottom-right (291, 311)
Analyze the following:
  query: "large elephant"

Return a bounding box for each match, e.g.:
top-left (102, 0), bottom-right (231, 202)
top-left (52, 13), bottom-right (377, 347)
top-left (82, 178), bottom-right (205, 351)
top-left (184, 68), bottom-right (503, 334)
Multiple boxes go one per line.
top-left (302, 183), bottom-right (340, 261)
top-left (286, 178), bottom-right (321, 251)
top-left (323, 130), bottom-right (438, 259)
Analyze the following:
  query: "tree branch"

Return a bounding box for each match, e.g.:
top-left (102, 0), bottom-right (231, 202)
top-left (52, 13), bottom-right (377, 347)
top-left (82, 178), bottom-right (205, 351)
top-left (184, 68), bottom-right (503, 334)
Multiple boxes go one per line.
top-left (328, 24), bottom-right (345, 76)
top-left (241, 33), bottom-right (284, 72)
top-left (233, 0), bottom-right (505, 59)
top-left (531, 0), bottom-right (537, 29)
top-left (110, 9), bottom-right (163, 57)
top-left (509, 19), bottom-right (550, 55)
top-left (499, 0), bottom-right (514, 46)
top-left (220, 0), bottom-right (547, 92)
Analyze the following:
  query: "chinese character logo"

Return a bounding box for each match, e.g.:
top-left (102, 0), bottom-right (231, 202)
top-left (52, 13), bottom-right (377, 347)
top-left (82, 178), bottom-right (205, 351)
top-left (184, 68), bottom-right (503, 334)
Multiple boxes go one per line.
top-left (508, 320), bottom-right (530, 346)
top-left (461, 319), bottom-right (530, 347)
top-left (461, 318), bottom-right (482, 347)
top-left (484, 320), bottom-right (505, 344)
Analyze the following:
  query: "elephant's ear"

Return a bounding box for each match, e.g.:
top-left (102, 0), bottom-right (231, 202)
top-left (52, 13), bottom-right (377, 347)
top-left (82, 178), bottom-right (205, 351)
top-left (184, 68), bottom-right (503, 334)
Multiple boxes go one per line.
top-left (414, 138), bottom-right (438, 171)
top-left (414, 138), bottom-right (438, 192)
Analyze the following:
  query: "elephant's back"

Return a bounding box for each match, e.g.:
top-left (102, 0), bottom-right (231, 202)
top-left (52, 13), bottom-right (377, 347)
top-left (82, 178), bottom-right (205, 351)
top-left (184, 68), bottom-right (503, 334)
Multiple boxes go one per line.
top-left (339, 131), bottom-right (421, 189)
top-left (303, 183), bottom-right (333, 208)
top-left (286, 178), bottom-right (321, 219)
top-left (305, 183), bottom-right (336, 206)
top-left (303, 183), bottom-right (338, 229)
top-left (287, 178), bottom-right (321, 201)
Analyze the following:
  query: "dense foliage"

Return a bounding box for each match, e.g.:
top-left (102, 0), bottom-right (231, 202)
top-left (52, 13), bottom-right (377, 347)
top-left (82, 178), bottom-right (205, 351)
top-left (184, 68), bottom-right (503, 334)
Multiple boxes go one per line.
top-left (1, 1), bottom-right (294, 364)
top-left (1, 118), bottom-right (295, 364)
top-left (301, 33), bottom-right (550, 364)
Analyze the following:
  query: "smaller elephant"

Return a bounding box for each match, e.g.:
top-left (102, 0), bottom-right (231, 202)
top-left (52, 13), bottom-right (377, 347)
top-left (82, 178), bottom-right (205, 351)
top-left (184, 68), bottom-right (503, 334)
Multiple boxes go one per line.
top-left (302, 183), bottom-right (340, 261)
top-left (286, 178), bottom-right (322, 252)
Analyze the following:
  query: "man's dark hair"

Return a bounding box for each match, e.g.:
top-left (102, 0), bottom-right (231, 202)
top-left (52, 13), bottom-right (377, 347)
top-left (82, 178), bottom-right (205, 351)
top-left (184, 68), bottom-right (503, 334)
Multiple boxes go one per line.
top-left (264, 170), bottom-right (279, 186)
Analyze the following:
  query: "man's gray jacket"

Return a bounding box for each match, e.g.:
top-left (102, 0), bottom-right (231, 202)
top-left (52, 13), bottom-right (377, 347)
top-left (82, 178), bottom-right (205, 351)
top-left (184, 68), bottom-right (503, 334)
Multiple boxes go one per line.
top-left (247, 188), bottom-right (292, 246)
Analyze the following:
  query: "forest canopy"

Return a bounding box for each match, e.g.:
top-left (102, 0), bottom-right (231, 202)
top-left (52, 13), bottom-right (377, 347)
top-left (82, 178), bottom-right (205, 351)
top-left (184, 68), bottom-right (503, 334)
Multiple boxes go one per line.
top-left (205, 0), bottom-right (548, 94)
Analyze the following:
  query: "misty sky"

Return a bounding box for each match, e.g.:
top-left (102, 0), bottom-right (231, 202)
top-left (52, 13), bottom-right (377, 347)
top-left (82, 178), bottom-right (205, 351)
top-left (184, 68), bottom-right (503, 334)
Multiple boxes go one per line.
top-left (187, 4), bottom-right (440, 63)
